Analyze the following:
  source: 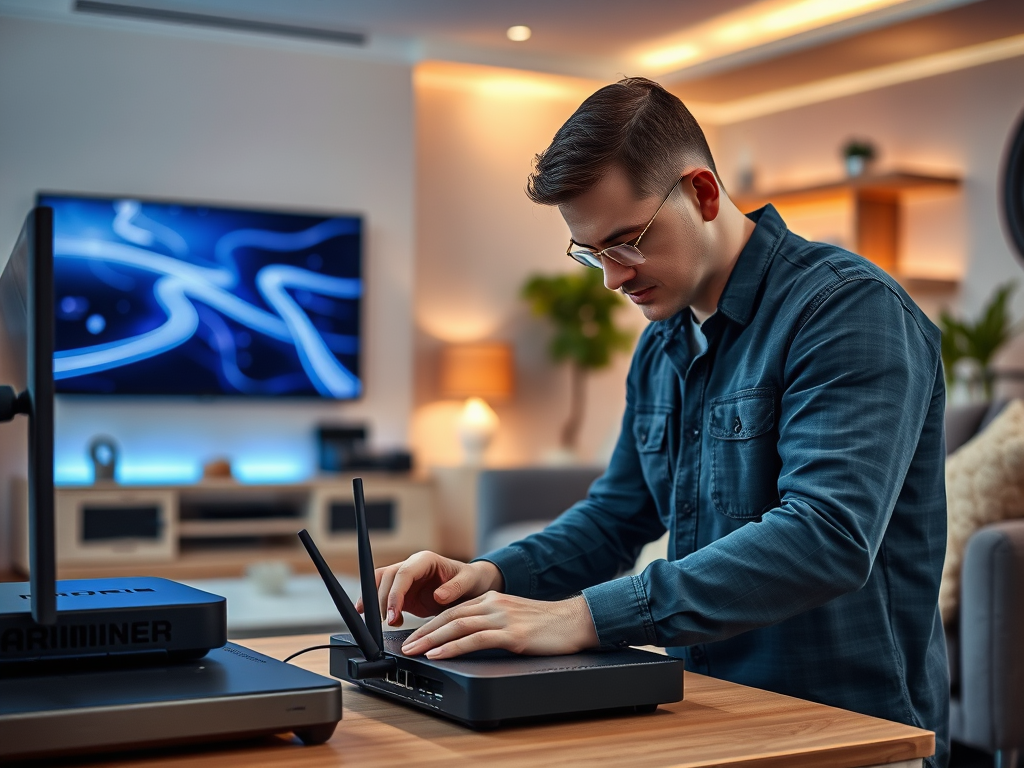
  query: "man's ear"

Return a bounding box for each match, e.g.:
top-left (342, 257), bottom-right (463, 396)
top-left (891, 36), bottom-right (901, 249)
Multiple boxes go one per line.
top-left (689, 169), bottom-right (720, 222)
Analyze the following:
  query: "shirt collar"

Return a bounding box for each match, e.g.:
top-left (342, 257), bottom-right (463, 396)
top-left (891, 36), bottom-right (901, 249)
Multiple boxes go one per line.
top-left (714, 204), bottom-right (787, 327)
top-left (652, 204), bottom-right (787, 341)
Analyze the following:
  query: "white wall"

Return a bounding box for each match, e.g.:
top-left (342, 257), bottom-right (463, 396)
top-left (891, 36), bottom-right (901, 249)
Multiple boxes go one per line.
top-left (711, 55), bottom-right (1024, 320)
top-left (0, 15), bottom-right (416, 568)
top-left (411, 64), bottom-right (657, 468)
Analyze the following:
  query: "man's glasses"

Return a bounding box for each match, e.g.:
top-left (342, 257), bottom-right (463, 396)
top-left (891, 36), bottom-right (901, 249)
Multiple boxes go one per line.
top-left (566, 177), bottom-right (682, 269)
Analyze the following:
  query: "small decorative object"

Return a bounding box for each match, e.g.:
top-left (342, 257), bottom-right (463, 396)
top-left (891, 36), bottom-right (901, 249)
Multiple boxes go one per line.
top-left (842, 138), bottom-right (877, 178)
top-left (88, 435), bottom-right (119, 483)
top-left (940, 281), bottom-right (1018, 403)
top-left (246, 560), bottom-right (292, 596)
top-left (202, 456), bottom-right (234, 480)
top-left (521, 269), bottom-right (635, 458)
top-left (439, 342), bottom-right (515, 466)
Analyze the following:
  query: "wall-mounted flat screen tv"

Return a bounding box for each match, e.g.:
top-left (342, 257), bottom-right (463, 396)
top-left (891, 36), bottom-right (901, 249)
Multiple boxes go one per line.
top-left (39, 193), bottom-right (362, 399)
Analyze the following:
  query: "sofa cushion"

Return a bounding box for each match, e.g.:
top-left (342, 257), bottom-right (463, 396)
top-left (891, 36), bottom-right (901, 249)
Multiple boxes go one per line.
top-left (945, 402), bottom-right (989, 455)
top-left (941, 399), bottom-right (1024, 625)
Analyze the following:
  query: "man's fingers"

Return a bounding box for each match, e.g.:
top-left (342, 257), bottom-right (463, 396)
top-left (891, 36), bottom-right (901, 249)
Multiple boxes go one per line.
top-left (401, 614), bottom-right (498, 656)
top-left (377, 567), bottom-right (398, 622)
top-left (433, 571), bottom-right (473, 605)
top-left (401, 598), bottom-right (490, 648)
top-left (425, 629), bottom-right (511, 660)
top-left (387, 560), bottom-right (431, 623)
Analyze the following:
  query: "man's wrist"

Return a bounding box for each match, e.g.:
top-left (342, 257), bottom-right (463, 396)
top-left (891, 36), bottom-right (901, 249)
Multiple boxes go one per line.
top-left (565, 594), bottom-right (600, 651)
top-left (472, 560), bottom-right (505, 593)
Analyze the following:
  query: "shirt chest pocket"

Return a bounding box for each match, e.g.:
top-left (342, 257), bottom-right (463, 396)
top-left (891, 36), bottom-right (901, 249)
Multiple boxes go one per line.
top-left (708, 389), bottom-right (781, 520)
top-left (633, 410), bottom-right (672, 497)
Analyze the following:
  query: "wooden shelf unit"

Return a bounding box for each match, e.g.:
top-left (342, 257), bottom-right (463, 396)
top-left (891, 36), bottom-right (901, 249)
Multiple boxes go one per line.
top-left (10, 473), bottom-right (436, 581)
top-left (733, 170), bottom-right (962, 287)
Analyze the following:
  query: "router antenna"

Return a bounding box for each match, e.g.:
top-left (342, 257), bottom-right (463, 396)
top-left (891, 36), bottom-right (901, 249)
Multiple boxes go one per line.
top-left (298, 529), bottom-right (381, 660)
top-left (353, 478), bottom-right (385, 656)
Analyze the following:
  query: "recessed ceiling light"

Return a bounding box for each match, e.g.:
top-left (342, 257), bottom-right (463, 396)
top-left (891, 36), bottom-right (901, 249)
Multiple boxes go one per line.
top-left (507, 25), bottom-right (532, 42)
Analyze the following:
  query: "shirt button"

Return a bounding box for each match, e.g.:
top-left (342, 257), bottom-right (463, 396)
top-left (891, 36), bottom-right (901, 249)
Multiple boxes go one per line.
top-left (681, 502), bottom-right (692, 513)
top-left (691, 427), bottom-right (700, 438)
top-left (733, 417), bottom-right (743, 434)
top-left (692, 647), bottom-right (706, 664)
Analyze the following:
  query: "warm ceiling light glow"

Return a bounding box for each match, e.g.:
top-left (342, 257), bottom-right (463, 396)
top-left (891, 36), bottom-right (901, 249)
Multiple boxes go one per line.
top-left (415, 61), bottom-right (597, 102)
top-left (642, 43), bottom-right (702, 71)
top-left (635, 0), bottom-right (907, 74)
top-left (506, 25), bottom-right (532, 42)
top-left (686, 32), bottom-right (1024, 124)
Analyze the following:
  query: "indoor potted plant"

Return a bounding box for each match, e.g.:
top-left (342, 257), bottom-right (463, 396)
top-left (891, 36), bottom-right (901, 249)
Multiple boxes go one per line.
top-left (940, 281), bottom-right (1018, 402)
top-left (521, 268), bottom-right (635, 459)
top-left (842, 138), bottom-right (877, 177)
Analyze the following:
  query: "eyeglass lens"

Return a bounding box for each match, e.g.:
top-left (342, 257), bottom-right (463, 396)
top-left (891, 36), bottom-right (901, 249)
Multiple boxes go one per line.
top-left (568, 243), bottom-right (645, 269)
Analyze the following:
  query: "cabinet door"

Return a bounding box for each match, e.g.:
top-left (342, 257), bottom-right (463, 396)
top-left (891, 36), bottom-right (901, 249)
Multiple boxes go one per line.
top-left (308, 478), bottom-right (436, 566)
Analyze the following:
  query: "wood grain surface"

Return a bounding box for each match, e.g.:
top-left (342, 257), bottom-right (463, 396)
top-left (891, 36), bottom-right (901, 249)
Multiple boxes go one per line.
top-left (80, 634), bottom-right (933, 768)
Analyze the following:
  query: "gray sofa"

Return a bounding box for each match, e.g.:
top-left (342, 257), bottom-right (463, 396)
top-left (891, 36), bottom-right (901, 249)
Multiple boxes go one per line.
top-left (945, 402), bottom-right (1024, 768)
top-left (476, 404), bottom-right (1024, 767)
top-left (476, 466), bottom-right (604, 556)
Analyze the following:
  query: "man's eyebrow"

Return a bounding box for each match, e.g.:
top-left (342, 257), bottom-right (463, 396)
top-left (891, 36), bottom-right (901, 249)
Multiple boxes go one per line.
top-left (575, 222), bottom-right (646, 251)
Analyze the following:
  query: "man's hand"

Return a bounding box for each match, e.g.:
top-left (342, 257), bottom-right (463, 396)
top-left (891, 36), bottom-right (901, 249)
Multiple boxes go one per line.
top-left (399, 592), bottom-right (600, 660)
top-left (354, 551), bottom-right (505, 626)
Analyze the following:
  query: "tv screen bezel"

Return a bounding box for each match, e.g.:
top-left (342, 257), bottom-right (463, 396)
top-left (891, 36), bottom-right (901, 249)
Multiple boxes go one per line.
top-left (38, 190), bottom-right (365, 402)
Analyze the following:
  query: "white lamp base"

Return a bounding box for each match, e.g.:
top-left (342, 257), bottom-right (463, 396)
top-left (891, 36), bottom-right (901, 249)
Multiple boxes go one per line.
top-left (457, 397), bottom-right (499, 466)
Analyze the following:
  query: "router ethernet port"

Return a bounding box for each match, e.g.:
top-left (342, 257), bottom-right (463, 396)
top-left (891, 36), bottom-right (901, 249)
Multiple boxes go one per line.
top-left (415, 676), bottom-right (444, 698)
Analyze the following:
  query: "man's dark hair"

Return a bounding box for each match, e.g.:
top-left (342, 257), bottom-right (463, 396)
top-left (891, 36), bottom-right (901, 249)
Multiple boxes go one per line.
top-left (526, 77), bottom-right (718, 206)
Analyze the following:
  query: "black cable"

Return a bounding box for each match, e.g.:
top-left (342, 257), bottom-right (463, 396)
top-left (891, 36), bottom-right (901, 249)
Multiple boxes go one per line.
top-left (283, 644), bottom-right (336, 664)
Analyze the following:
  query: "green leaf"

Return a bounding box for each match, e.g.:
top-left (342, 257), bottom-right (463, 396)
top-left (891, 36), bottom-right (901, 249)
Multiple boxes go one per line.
top-left (938, 281), bottom-right (1017, 389)
top-left (521, 269), bottom-right (635, 370)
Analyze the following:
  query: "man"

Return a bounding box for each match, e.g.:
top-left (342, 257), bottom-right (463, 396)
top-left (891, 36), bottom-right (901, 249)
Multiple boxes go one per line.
top-left (361, 77), bottom-right (949, 766)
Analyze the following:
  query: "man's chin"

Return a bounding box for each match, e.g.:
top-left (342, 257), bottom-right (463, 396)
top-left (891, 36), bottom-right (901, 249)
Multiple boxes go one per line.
top-left (636, 303), bottom-right (674, 322)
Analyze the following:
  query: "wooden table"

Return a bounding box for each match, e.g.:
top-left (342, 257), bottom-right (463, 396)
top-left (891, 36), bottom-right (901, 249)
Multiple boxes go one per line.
top-left (90, 634), bottom-right (934, 768)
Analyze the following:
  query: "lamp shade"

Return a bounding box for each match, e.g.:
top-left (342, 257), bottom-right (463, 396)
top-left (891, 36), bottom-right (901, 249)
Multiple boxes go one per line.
top-left (440, 342), bottom-right (514, 402)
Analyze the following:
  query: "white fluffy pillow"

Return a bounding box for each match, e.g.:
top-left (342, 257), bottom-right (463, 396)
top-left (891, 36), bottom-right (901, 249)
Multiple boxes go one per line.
top-left (940, 399), bottom-right (1024, 625)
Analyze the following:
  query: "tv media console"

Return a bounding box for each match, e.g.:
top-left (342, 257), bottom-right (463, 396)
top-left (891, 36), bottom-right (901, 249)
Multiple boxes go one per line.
top-left (11, 473), bottom-right (436, 580)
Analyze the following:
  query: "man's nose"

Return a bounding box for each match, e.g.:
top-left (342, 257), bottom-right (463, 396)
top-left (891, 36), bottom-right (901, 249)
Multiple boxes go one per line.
top-left (602, 257), bottom-right (636, 292)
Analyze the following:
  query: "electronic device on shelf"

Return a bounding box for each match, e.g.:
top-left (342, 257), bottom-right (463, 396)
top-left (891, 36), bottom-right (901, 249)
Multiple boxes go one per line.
top-left (0, 207), bottom-right (342, 760)
top-left (299, 478), bottom-right (685, 729)
top-left (39, 192), bottom-right (362, 399)
top-left (0, 206), bottom-right (226, 663)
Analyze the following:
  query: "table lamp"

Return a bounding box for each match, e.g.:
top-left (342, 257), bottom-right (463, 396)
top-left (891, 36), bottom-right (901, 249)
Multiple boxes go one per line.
top-left (440, 342), bottom-right (514, 465)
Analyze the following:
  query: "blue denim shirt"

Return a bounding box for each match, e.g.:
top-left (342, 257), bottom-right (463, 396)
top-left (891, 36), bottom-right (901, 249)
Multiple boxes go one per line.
top-left (482, 206), bottom-right (949, 767)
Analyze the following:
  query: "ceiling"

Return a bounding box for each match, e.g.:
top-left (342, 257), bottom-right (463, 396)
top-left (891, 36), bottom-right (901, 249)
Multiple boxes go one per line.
top-left (3, 0), bottom-right (1024, 121)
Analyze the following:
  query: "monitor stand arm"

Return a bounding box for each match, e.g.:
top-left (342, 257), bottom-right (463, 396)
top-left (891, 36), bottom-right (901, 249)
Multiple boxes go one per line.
top-left (0, 386), bottom-right (29, 422)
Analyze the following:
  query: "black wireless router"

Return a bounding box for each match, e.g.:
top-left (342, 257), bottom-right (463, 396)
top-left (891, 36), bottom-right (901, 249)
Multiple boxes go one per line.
top-left (0, 207), bottom-right (226, 665)
top-left (299, 478), bottom-right (685, 729)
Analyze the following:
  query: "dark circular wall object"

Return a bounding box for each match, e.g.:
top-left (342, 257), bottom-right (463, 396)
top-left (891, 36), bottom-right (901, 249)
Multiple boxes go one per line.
top-left (1004, 107), bottom-right (1024, 261)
